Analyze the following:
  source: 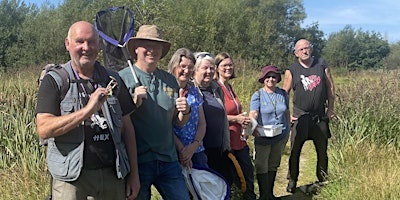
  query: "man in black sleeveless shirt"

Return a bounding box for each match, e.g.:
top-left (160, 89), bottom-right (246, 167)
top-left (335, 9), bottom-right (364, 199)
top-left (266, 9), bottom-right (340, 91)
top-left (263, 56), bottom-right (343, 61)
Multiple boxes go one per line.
top-left (283, 39), bottom-right (335, 193)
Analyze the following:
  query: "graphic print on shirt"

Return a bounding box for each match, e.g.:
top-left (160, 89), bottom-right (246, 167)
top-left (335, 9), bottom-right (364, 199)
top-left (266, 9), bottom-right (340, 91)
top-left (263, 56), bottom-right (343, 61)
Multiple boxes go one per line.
top-left (300, 74), bottom-right (321, 91)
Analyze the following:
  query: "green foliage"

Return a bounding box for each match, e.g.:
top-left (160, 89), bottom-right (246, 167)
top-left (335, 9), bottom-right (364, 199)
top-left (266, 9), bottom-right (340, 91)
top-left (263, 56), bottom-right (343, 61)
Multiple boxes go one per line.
top-left (385, 41), bottom-right (400, 70)
top-left (323, 25), bottom-right (390, 70)
top-left (0, 0), bottom-right (31, 69)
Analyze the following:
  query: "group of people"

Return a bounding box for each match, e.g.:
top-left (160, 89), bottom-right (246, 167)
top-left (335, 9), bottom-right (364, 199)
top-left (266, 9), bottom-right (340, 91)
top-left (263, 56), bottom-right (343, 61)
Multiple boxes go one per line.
top-left (35, 21), bottom-right (335, 200)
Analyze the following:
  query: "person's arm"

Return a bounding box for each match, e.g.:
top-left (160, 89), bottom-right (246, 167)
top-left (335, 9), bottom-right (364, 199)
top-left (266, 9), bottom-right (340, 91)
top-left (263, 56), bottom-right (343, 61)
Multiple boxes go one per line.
top-left (325, 67), bottom-right (335, 119)
top-left (249, 110), bottom-right (260, 137)
top-left (178, 106), bottom-right (206, 168)
top-left (36, 87), bottom-right (109, 139)
top-left (227, 113), bottom-right (250, 126)
top-left (282, 69), bottom-right (293, 94)
top-left (121, 115), bottom-right (140, 200)
top-left (194, 106), bottom-right (206, 144)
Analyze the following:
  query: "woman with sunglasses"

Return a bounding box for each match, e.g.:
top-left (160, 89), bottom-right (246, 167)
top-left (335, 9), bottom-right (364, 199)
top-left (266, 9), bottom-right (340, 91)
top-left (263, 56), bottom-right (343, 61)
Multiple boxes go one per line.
top-left (214, 52), bottom-right (256, 200)
top-left (193, 52), bottom-right (233, 186)
top-left (167, 48), bottom-right (208, 168)
top-left (249, 65), bottom-right (290, 200)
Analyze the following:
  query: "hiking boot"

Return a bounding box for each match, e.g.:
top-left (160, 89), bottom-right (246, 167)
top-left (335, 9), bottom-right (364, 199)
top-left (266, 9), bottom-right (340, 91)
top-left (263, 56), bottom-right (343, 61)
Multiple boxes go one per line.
top-left (286, 180), bottom-right (297, 193)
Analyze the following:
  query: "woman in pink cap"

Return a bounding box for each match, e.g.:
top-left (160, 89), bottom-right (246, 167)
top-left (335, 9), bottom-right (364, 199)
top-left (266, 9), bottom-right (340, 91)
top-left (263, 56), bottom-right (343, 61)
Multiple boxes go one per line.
top-left (249, 65), bottom-right (290, 200)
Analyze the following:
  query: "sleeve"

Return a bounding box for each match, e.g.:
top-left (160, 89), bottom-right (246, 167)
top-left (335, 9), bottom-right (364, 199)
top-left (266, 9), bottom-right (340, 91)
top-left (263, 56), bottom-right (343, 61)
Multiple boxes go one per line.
top-left (35, 74), bottom-right (61, 116)
top-left (249, 90), bottom-right (260, 111)
top-left (116, 80), bottom-right (136, 116)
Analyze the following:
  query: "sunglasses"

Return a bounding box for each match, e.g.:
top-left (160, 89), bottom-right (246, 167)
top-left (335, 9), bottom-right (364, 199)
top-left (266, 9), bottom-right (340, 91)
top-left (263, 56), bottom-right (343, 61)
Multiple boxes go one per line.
top-left (196, 52), bottom-right (213, 60)
top-left (265, 75), bottom-right (277, 79)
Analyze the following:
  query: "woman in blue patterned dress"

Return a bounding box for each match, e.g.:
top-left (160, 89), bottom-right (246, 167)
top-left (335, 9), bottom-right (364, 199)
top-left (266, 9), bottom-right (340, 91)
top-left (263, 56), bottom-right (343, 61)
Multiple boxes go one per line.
top-left (168, 48), bottom-right (208, 168)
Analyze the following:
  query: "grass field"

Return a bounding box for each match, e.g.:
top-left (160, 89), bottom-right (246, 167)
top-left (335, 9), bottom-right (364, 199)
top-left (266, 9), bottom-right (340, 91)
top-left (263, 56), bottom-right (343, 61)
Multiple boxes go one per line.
top-left (1, 65), bottom-right (400, 199)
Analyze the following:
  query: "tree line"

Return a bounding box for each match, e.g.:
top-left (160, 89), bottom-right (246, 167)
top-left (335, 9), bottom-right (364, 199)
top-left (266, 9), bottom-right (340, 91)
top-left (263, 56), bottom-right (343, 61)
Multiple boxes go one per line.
top-left (1, 0), bottom-right (399, 71)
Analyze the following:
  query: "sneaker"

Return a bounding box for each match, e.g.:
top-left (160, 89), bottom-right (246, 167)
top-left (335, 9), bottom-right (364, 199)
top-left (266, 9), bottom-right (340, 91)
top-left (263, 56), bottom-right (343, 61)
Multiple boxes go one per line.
top-left (286, 180), bottom-right (297, 193)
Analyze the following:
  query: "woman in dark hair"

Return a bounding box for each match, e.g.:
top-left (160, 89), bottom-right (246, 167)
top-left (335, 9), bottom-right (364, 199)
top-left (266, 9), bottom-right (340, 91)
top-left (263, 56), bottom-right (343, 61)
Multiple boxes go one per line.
top-left (215, 52), bottom-right (256, 200)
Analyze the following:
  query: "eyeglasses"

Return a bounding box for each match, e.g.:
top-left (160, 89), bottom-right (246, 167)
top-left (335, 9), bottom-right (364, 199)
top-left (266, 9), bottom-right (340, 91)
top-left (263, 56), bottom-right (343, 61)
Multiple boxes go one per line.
top-left (219, 63), bottom-right (234, 68)
top-left (265, 75), bottom-right (277, 79)
top-left (295, 46), bottom-right (311, 52)
top-left (178, 64), bottom-right (194, 71)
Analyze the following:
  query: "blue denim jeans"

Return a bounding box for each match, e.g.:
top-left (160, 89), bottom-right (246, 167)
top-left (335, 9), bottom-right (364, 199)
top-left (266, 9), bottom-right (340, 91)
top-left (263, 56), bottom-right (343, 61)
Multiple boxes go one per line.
top-left (136, 160), bottom-right (190, 200)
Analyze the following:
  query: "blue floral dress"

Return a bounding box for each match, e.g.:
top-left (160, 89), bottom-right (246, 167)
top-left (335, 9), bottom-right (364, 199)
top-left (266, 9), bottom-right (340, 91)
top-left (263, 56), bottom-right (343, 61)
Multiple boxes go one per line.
top-left (174, 84), bottom-right (205, 153)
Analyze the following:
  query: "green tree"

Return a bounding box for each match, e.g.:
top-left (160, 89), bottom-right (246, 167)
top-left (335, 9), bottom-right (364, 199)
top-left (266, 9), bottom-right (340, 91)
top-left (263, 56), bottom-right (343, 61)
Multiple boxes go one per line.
top-left (356, 30), bottom-right (390, 69)
top-left (385, 42), bottom-right (400, 70)
top-left (323, 25), bottom-right (360, 69)
top-left (0, 0), bottom-right (30, 69)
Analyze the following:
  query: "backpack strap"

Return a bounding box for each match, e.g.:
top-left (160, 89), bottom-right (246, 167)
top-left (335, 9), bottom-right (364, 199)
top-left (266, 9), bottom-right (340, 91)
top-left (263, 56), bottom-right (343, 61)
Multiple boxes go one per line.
top-left (39, 64), bottom-right (70, 100)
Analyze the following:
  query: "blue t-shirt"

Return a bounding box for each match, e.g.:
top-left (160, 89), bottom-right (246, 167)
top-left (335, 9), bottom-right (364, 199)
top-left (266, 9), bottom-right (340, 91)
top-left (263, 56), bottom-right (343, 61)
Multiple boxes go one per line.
top-left (250, 87), bottom-right (289, 145)
top-left (174, 84), bottom-right (205, 153)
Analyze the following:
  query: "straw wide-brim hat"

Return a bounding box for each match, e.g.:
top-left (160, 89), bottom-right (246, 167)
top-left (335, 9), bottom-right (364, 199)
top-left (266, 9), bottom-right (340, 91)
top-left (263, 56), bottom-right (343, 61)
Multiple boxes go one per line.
top-left (258, 65), bottom-right (282, 83)
top-left (127, 25), bottom-right (171, 59)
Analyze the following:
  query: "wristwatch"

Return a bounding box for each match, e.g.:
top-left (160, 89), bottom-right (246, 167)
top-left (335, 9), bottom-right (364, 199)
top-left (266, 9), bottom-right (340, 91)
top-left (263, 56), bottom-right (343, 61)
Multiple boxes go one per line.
top-left (194, 139), bottom-right (203, 146)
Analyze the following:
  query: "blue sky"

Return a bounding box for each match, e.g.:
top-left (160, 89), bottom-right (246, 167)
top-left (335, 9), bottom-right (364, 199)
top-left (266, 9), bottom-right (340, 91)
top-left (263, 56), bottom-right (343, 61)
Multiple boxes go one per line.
top-left (303, 0), bottom-right (400, 43)
top-left (24, 0), bottom-right (400, 43)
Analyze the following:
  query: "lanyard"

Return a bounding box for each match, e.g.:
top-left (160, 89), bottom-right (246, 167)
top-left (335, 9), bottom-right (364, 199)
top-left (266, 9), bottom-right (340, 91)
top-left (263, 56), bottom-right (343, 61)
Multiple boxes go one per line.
top-left (71, 65), bottom-right (98, 99)
top-left (219, 80), bottom-right (240, 114)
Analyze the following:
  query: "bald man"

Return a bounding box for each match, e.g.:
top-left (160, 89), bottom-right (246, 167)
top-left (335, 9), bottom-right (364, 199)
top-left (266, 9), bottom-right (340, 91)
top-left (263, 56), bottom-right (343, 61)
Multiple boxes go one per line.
top-left (36, 21), bottom-right (140, 200)
top-left (283, 39), bottom-right (335, 193)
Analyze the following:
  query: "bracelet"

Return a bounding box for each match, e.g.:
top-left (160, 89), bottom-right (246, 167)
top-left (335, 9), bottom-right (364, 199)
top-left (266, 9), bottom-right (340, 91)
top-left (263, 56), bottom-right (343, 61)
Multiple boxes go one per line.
top-left (194, 139), bottom-right (203, 146)
top-left (182, 107), bottom-right (191, 115)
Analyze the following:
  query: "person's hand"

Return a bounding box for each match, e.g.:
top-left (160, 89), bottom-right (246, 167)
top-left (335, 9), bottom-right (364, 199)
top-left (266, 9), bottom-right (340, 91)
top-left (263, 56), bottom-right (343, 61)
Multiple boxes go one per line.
top-left (327, 109), bottom-right (335, 120)
top-left (125, 173), bottom-right (140, 200)
top-left (178, 145), bottom-right (195, 168)
top-left (85, 87), bottom-right (108, 114)
top-left (176, 88), bottom-right (189, 114)
top-left (133, 86), bottom-right (147, 107)
top-left (237, 113), bottom-right (251, 128)
top-left (290, 115), bottom-right (298, 124)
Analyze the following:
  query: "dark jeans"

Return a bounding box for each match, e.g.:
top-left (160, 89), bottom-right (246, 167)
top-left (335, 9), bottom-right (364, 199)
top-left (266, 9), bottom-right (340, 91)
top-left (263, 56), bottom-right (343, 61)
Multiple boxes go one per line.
top-left (136, 160), bottom-right (190, 200)
top-left (231, 145), bottom-right (257, 200)
top-left (288, 114), bottom-right (330, 182)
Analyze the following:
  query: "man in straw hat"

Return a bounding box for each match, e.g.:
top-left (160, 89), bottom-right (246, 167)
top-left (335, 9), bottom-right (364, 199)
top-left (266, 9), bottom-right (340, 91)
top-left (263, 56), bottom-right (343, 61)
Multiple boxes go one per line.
top-left (119, 25), bottom-right (191, 199)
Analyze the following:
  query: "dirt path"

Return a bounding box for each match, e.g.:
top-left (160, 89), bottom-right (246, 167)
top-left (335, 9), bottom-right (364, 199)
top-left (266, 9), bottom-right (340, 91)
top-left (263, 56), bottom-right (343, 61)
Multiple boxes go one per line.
top-left (274, 141), bottom-right (319, 200)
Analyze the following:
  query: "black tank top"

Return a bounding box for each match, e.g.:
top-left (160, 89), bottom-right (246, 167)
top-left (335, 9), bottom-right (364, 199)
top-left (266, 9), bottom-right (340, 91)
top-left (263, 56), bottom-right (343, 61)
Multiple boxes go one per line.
top-left (288, 57), bottom-right (328, 116)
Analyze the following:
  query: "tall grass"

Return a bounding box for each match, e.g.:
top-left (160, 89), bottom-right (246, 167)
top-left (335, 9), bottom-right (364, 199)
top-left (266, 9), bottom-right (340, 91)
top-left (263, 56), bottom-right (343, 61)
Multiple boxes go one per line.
top-left (319, 69), bottom-right (400, 200)
top-left (0, 67), bottom-right (50, 199)
top-left (2, 66), bottom-right (400, 199)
